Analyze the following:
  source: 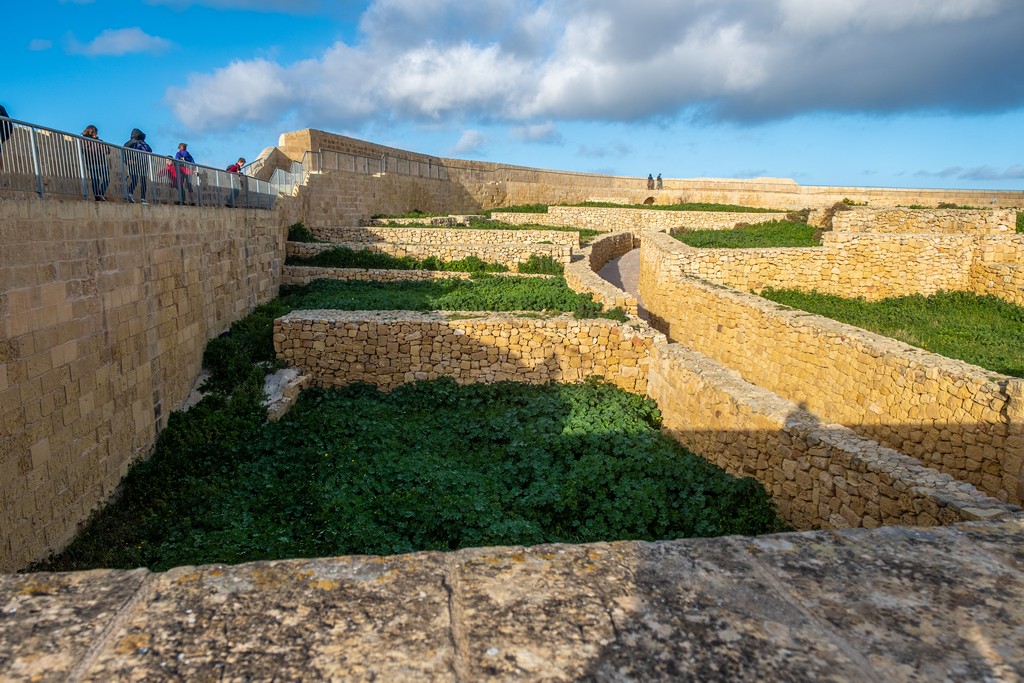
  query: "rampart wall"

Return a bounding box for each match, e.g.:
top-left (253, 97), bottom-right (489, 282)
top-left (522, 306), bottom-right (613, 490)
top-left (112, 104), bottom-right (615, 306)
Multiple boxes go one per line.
top-left (639, 231), bottom-right (1024, 505)
top-left (274, 311), bottom-right (661, 395)
top-left (0, 200), bottom-right (284, 571)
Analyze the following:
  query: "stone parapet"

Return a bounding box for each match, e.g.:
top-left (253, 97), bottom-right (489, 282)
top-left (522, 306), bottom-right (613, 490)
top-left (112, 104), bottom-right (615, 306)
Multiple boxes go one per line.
top-left (0, 199), bottom-right (284, 571)
top-left (639, 231), bottom-right (1024, 505)
top-left (274, 311), bottom-right (663, 395)
top-left (646, 343), bottom-right (1017, 529)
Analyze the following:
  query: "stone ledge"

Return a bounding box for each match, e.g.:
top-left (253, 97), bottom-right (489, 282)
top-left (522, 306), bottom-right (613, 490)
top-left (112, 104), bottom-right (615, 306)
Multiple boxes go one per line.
top-left (3, 518), bottom-right (1024, 681)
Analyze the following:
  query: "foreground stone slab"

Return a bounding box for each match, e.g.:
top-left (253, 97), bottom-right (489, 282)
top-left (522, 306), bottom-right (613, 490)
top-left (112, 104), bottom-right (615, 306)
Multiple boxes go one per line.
top-left (2, 518), bottom-right (1023, 681)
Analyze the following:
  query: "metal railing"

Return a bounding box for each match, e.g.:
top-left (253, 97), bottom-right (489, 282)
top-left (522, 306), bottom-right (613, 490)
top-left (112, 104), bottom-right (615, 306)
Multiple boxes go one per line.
top-left (0, 116), bottom-right (276, 209)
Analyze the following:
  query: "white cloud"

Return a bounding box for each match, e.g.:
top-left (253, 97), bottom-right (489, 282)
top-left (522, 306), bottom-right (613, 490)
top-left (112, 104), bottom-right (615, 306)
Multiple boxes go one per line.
top-left (68, 28), bottom-right (173, 56)
top-left (29, 39), bottom-right (53, 51)
top-left (451, 129), bottom-right (488, 155)
top-left (167, 0), bottom-right (1024, 132)
top-left (146, 0), bottom-right (321, 11)
top-left (511, 122), bottom-right (562, 144)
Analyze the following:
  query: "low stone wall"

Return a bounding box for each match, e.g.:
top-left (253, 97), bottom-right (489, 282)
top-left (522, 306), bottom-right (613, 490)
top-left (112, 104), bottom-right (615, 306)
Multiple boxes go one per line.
top-left (281, 265), bottom-right (552, 286)
top-left (647, 344), bottom-right (1016, 529)
top-left (640, 231), bottom-right (1024, 505)
top-left (274, 311), bottom-right (663, 395)
top-left (833, 208), bottom-right (1017, 235)
top-left (669, 231), bottom-right (976, 300)
top-left (492, 207), bottom-right (788, 233)
top-left (564, 232), bottom-right (639, 316)
top-left (0, 199), bottom-right (284, 571)
top-left (310, 225), bottom-right (578, 247)
top-left (287, 241), bottom-right (572, 271)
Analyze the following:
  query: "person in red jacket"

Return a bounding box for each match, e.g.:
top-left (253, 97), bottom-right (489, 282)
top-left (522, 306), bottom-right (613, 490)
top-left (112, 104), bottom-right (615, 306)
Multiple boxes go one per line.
top-left (226, 157), bottom-right (245, 206)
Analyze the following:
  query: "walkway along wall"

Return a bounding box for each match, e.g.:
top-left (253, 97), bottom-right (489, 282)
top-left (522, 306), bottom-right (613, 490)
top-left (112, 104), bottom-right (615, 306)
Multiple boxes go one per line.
top-left (0, 199), bottom-right (284, 571)
top-left (639, 231), bottom-right (1024, 505)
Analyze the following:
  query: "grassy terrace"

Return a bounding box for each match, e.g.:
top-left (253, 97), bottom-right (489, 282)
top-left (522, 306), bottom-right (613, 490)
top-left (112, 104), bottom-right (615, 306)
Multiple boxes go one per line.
top-left (32, 276), bottom-right (784, 572)
top-left (674, 220), bottom-right (819, 248)
top-left (372, 215), bottom-right (603, 245)
top-left (761, 289), bottom-right (1024, 378)
top-left (287, 245), bottom-right (565, 275)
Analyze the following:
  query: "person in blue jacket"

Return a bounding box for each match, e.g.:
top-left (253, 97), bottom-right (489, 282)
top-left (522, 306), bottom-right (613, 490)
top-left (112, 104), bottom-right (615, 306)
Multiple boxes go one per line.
top-left (174, 142), bottom-right (196, 203)
top-left (123, 128), bottom-right (152, 203)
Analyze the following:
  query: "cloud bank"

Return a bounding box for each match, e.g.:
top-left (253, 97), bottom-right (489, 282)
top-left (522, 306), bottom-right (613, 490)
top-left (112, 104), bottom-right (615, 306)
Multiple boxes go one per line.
top-left (167, 0), bottom-right (1024, 133)
top-left (68, 28), bottom-right (173, 56)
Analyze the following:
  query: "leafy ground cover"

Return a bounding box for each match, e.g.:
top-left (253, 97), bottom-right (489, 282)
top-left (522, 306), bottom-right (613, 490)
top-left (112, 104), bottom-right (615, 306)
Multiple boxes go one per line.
top-left (35, 377), bottom-right (785, 571)
top-left (760, 289), bottom-right (1024, 377)
top-left (674, 220), bottom-right (819, 248)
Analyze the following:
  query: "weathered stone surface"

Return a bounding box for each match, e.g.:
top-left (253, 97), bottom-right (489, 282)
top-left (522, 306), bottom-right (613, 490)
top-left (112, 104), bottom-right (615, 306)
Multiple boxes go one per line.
top-left (4, 519), bottom-right (1024, 681)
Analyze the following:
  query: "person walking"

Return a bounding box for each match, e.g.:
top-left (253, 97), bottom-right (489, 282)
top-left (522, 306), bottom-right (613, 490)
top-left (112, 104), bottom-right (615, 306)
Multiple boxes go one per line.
top-left (81, 125), bottom-right (110, 201)
top-left (123, 128), bottom-right (152, 204)
top-left (656, 173), bottom-right (663, 190)
top-left (174, 142), bottom-right (196, 203)
top-left (226, 157), bottom-right (245, 207)
top-left (647, 173), bottom-right (654, 190)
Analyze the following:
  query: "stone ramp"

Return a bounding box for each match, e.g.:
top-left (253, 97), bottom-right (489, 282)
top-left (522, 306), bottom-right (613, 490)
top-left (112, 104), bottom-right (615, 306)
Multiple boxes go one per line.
top-left (598, 247), bottom-right (648, 319)
top-left (3, 518), bottom-right (1023, 681)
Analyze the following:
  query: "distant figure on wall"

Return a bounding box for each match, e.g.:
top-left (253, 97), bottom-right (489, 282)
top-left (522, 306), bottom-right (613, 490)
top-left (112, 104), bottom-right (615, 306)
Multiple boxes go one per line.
top-left (647, 173), bottom-right (654, 190)
top-left (175, 142), bottom-right (196, 203)
top-left (226, 157), bottom-right (246, 207)
top-left (123, 128), bottom-right (152, 204)
top-left (81, 125), bottom-right (110, 201)
top-left (656, 173), bottom-right (663, 190)
top-left (0, 104), bottom-right (12, 171)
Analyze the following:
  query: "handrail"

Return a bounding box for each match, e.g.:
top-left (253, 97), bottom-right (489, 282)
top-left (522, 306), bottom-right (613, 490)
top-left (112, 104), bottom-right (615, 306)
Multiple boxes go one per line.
top-left (0, 116), bottom-right (276, 209)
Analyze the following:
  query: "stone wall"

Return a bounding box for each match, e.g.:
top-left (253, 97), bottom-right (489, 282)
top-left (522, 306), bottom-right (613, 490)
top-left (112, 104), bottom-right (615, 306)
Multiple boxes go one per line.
top-left (646, 344), bottom-right (1016, 529)
top-left (832, 208), bottom-right (1017, 234)
top-left (493, 207), bottom-right (788, 232)
top-left (639, 231), bottom-right (1024, 505)
top-left (970, 235), bottom-right (1024, 305)
top-left (0, 199), bottom-right (284, 571)
top-left (564, 232), bottom-right (639, 316)
top-left (287, 241), bottom-right (572, 271)
top-left (310, 226), bottom-right (578, 247)
top-left (281, 266), bottom-right (552, 286)
top-left (671, 232), bottom-right (977, 300)
top-left (274, 311), bottom-right (662, 395)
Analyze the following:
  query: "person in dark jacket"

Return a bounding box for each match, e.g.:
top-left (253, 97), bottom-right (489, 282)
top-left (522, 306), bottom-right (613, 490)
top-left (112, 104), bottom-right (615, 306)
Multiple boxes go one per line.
top-left (175, 142), bottom-right (196, 202)
top-left (123, 128), bottom-right (152, 204)
top-left (82, 125), bottom-right (110, 200)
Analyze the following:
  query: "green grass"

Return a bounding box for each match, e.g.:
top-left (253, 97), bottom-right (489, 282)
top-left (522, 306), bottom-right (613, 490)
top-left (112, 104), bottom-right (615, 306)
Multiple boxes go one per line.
top-left (760, 289), bottom-right (1024, 377)
top-left (572, 201), bottom-right (783, 213)
top-left (675, 220), bottom-right (819, 248)
top-left (34, 377), bottom-right (785, 571)
top-left (286, 222), bottom-right (320, 243)
top-left (1017, 211), bottom-right (1022, 233)
top-left (483, 204), bottom-right (549, 215)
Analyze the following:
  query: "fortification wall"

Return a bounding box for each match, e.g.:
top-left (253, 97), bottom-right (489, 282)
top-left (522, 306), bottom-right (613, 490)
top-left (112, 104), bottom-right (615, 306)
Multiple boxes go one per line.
top-left (493, 207), bottom-right (788, 232)
top-left (274, 311), bottom-right (661, 395)
top-left (640, 231), bottom-right (1024, 505)
top-left (0, 200), bottom-right (284, 571)
top-left (646, 344), bottom-right (1016, 529)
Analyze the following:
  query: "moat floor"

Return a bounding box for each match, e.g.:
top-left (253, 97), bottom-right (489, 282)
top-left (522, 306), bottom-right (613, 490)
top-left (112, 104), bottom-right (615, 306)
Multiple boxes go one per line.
top-left (2, 517), bottom-right (1022, 681)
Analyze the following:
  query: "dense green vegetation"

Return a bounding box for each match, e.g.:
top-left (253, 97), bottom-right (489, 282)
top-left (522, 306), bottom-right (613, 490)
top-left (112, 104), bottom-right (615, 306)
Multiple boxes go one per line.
top-left (572, 201), bottom-right (783, 213)
top-left (675, 220), bottom-right (819, 248)
top-left (35, 377), bottom-right (785, 572)
top-left (1017, 211), bottom-right (1023, 233)
top-left (482, 204), bottom-right (549, 215)
top-left (286, 221), bottom-right (320, 243)
top-left (760, 289), bottom-right (1024, 377)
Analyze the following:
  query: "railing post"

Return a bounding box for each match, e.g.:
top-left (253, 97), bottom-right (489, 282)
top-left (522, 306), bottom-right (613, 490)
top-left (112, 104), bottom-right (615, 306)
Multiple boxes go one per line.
top-left (28, 128), bottom-right (44, 198)
top-left (76, 138), bottom-right (88, 200)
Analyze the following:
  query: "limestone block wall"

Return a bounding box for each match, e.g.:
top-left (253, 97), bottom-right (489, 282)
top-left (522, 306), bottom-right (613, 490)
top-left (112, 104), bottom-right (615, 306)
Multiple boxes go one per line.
top-left (287, 241), bottom-right (572, 271)
top-left (640, 232), bottom-right (1024, 505)
top-left (564, 232), bottom-right (639, 316)
top-left (309, 226), bottom-right (578, 247)
top-left (274, 311), bottom-right (663, 395)
top-left (0, 200), bottom-right (284, 571)
top-left (492, 207), bottom-right (788, 233)
top-left (646, 344), bottom-right (1017, 529)
top-left (832, 208), bottom-right (1017, 235)
top-left (281, 266), bottom-right (552, 287)
top-left (670, 232), bottom-right (976, 300)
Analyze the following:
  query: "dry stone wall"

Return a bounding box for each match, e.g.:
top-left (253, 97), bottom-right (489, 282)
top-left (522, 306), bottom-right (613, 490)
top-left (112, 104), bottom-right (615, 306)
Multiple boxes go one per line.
top-left (0, 200), bottom-right (283, 571)
top-left (287, 241), bottom-right (571, 271)
top-left (274, 311), bottom-right (662, 395)
top-left (310, 225), bottom-right (578, 247)
top-left (493, 207), bottom-right (788, 233)
top-left (832, 208), bottom-right (1016, 234)
top-left (640, 231), bottom-right (1024, 505)
top-left (564, 232), bottom-right (639, 316)
top-left (646, 344), bottom-right (1016, 529)
top-left (281, 266), bottom-right (552, 286)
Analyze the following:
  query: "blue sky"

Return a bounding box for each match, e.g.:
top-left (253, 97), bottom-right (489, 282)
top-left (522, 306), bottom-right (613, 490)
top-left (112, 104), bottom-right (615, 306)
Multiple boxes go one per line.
top-left (7, 0), bottom-right (1024, 190)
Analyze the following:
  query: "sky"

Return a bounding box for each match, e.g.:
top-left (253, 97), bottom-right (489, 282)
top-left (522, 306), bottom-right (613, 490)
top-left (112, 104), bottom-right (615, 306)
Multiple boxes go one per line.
top-left (6, 0), bottom-right (1024, 190)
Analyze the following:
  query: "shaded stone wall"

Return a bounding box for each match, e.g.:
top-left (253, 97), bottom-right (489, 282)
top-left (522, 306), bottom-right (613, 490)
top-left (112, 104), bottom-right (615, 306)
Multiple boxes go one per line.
top-left (646, 344), bottom-right (1015, 529)
top-left (639, 231), bottom-right (1024, 505)
top-left (274, 311), bottom-right (662, 395)
top-left (310, 225), bottom-right (578, 246)
top-left (0, 200), bottom-right (284, 571)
